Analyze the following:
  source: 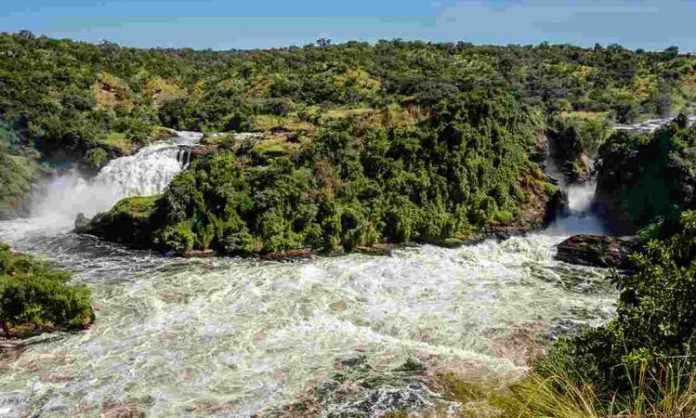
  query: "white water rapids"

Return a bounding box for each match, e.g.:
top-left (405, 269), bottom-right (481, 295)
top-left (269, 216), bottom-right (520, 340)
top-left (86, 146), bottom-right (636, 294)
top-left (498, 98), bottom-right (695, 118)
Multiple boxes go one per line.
top-left (0, 134), bottom-right (616, 416)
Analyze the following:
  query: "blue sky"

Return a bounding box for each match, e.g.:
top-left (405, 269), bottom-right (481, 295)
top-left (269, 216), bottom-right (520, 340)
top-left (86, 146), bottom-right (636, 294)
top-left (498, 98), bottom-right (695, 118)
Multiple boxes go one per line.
top-left (1, 0), bottom-right (696, 51)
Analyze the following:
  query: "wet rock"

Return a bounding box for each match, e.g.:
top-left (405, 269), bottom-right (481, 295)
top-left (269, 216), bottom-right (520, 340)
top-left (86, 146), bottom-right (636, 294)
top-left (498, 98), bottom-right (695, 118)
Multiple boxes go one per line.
top-left (182, 249), bottom-right (216, 258)
top-left (337, 353), bottom-right (368, 368)
top-left (436, 238), bottom-right (467, 249)
top-left (266, 357), bottom-right (435, 418)
top-left (543, 188), bottom-right (570, 225)
top-left (100, 400), bottom-right (146, 418)
top-left (0, 208), bottom-right (18, 220)
top-left (331, 381), bottom-right (431, 417)
top-left (541, 320), bottom-right (585, 342)
top-left (555, 234), bottom-right (639, 268)
top-left (354, 243), bottom-right (395, 256)
top-left (261, 248), bottom-right (314, 262)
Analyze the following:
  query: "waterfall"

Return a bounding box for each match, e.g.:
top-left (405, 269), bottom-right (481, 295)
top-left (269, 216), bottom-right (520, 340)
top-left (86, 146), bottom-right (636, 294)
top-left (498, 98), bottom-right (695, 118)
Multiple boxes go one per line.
top-left (30, 134), bottom-right (201, 230)
top-left (542, 131), bottom-right (606, 236)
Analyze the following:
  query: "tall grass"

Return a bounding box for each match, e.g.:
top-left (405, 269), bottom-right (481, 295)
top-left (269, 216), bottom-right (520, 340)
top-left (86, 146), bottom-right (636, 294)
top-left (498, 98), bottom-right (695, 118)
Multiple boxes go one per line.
top-left (491, 361), bottom-right (696, 418)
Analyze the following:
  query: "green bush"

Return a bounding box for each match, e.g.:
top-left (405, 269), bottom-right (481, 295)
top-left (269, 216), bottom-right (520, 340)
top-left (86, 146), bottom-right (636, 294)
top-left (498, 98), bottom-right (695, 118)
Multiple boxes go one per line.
top-left (159, 221), bottom-right (196, 253)
top-left (595, 116), bottom-right (696, 230)
top-left (0, 243), bottom-right (93, 337)
top-left (83, 147), bottom-right (109, 169)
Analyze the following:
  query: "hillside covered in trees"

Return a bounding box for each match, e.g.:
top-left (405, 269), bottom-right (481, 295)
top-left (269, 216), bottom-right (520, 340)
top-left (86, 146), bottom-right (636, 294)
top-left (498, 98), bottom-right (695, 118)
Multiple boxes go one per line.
top-left (2, 32), bottom-right (695, 165)
top-left (3, 32), bottom-right (696, 250)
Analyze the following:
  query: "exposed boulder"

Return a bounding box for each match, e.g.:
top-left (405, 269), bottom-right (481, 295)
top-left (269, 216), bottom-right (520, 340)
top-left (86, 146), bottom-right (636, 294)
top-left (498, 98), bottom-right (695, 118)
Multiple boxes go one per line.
top-left (74, 212), bottom-right (90, 232)
top-left (261, 248), bottom-right (314, 262)
top-left (555, 234), bottom-right (640, 268)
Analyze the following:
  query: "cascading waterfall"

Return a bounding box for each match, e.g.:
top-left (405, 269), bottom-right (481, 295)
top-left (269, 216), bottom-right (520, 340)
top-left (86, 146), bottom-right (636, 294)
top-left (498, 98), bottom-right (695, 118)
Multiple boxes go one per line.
top-left (544, 181), bottom-right (606, 236)
top-left (542, 127), bottom-right (607, 237)
top-left (28, 132), bottom-right (202, 232)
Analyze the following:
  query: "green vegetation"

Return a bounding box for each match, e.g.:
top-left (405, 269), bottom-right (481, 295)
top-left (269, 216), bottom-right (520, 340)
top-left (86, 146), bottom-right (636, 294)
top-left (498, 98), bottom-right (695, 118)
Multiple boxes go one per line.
top-left (2, 32), bottom-right (696, 209)
top-left (0, 122), bottom-right (40, 216)
top-left (0, 243), bottom-right (94, 338)
top-left (87, 91), bottom-right (557, 255)
top-left (6, 32), bottom-right (696, 416)
top-left (2, 33), bottom-right (696, 159)
top-left (596, 115), bottom-right (696, 230)
top-left (541, 210), bottom-right (696, 400)
top-left (460, 210), bottom-right (696, 417)
top-left (367, 212), bottom-right (696, 417)
top-left (546, 111), bottom-right (612, 182)
top-left (84, 195), bottom-right (161, 249)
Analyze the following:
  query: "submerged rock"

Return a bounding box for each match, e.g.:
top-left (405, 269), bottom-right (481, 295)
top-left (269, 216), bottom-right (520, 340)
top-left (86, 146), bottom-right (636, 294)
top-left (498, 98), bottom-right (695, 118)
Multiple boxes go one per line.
top-left (555, 234), bottom-right (639, 268)
top-left (183, 249), bottom-right (217, 258)
top-left (354, 243), bottom-right (395, 256)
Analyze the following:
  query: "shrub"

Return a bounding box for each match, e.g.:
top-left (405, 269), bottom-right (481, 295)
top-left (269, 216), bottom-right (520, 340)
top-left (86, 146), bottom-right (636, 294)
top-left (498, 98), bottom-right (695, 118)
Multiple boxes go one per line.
top-left (0, 243), bottom-right (94, 337)
top-left (159, 221), bottom-right (196, 254)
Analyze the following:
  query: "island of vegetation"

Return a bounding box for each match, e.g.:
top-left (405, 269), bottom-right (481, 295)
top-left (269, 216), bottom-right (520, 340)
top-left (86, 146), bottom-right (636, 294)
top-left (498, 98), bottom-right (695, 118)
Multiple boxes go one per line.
top-left (0, 243), bottom-right (94, 338)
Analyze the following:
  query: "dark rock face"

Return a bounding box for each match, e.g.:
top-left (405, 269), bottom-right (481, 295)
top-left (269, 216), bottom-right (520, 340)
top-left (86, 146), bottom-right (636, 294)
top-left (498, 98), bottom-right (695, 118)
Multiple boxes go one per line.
top-left (546, 128), bottom-right (591, 185)
top-left (594, 123), bottom-right (696, 234)
top-left (544, 188), bottom-right (570, 224)
top-left (0, 208), bottom-right (18, 221)
top-left (556, 234), bottom-right (640, 268)
top-left (261, 248), bottom-right (314, 262)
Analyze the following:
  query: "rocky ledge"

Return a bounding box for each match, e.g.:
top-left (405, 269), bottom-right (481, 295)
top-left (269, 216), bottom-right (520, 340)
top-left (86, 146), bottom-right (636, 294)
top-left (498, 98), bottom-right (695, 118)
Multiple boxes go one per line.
top-left (555, 234), bottom-right (640, 269)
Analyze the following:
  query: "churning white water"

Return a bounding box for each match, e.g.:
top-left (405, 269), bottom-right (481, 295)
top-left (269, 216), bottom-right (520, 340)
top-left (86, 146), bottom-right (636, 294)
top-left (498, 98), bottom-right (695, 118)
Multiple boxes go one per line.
top-left (0, 129), bottom-right (618, 416)
top-left (0, 228), bottom-right (614, 416)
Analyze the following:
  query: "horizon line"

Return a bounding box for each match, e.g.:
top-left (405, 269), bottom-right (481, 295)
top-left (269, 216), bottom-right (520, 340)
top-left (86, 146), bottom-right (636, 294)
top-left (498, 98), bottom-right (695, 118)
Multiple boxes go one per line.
top-left (4, 29), bottom-right (691, 55)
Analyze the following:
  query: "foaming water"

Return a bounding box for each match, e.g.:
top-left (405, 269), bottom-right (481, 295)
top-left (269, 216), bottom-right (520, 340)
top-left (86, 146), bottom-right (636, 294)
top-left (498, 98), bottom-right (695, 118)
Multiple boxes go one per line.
top-left (31, 137), bottom-right (199, 231)
top-left (0, 222), bottom-right (615, 416)
top-left (545, 181), bottom-right (606, 236)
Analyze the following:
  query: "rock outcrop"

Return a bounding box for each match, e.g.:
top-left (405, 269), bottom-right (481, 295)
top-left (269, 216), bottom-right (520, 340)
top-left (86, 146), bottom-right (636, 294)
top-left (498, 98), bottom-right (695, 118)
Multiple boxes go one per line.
top-left (546, 125), bottom-right (591, 184)
top-left (555, 234), bottom-right (639, 269)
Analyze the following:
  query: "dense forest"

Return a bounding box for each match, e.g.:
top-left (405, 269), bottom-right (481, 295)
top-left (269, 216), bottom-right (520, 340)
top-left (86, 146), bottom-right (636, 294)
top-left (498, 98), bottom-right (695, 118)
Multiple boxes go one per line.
top-left (1, 31), bottom-right (695, 171)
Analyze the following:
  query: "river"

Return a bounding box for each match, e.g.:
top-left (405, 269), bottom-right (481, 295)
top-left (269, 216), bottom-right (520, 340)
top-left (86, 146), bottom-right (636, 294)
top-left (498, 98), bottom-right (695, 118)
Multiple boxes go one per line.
top-left (0, 134), bottom-right (616, 416)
